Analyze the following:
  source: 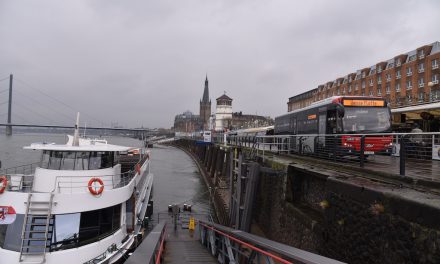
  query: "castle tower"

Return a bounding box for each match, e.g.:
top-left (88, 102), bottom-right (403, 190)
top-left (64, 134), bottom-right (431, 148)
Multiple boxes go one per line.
top-left (215, 93), bottom-right (233, 131)
top-left (199, 75), bottom-right (211, 130)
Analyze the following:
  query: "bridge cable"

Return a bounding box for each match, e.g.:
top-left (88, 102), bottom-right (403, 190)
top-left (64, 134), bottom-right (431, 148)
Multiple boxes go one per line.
top-left (13, 88), bottom-right (76, 125)
top-left (14, 78), bottom-right (110, 126)
top-left (13, 100), bottom-right (58, 125)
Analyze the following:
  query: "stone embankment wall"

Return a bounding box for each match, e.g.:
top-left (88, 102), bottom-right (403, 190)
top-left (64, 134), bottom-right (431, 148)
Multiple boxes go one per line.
top-left (254, 158), bottom-right (440, 264)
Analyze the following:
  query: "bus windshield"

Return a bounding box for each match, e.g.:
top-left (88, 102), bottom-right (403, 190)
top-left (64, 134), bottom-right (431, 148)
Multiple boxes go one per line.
top-left (342, 107), bottom-right (390, 133)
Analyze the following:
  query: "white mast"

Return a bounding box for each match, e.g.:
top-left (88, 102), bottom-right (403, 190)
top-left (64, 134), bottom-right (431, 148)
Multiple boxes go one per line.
top-left (72, 112), bottom-right (80, 146)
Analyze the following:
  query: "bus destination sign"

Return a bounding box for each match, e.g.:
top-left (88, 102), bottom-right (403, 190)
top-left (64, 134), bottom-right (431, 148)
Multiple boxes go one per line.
top-left (343, 99), bottom-right (385, 107)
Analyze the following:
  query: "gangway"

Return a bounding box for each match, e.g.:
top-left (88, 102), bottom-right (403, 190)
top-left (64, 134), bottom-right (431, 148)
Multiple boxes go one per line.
top-left (125, 214), bottom-right (345, 264)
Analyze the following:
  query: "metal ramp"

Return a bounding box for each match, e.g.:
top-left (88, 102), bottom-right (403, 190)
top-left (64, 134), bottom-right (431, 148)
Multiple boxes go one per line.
top-left (19, 193), bottom-right (54, 263)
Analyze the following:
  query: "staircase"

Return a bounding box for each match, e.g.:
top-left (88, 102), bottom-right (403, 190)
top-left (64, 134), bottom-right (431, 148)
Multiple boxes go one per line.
top-left (19, 193), bottom-right (54, 263)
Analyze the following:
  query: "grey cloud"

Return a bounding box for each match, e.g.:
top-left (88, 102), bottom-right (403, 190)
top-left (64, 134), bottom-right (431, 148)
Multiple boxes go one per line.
top-left (0, 0), bottom-right (439, 128)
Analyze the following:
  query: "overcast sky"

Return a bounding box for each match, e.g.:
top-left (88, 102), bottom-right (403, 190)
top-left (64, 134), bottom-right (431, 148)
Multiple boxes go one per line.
top-left (1, 0), bottom-right (439, 128)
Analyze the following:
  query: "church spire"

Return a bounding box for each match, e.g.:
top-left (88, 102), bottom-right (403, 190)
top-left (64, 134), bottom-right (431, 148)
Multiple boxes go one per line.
top-left (202, 75), bottom-right (209, 103)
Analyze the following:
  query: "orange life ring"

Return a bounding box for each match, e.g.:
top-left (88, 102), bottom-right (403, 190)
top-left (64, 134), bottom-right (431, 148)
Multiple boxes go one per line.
top-left (0, 176), bottom-right (7, 194)
top-left (88, 178), bottom-right (104, 195)
top-left (135, 164), bottom-right (141, 174)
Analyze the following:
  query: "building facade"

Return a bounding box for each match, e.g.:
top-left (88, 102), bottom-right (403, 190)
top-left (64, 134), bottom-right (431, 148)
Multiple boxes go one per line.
top-left (173, 111), bottom-right (201, 133)
top-left (199, 75), bottom-right (211, 130)
top-left (231, 112), bottom-right (274, 129)
top-left (287, 42), bottom-right (440, 111)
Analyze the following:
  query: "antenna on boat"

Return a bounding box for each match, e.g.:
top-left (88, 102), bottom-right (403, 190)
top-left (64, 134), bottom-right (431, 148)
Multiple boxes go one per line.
top-left (72, 112), bottom-right (80, 146)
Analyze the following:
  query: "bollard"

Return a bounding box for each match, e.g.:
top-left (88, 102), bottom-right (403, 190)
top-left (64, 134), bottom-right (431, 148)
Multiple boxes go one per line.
top-left (400, 135), bottom-right (406, 176)
top-left (360, 135), bottom-right (365, 168)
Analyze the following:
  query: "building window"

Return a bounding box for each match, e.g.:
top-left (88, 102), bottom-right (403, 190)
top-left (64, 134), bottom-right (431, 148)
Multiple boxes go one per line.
top-left (396, 58), bottom-right (401, 66)
top-left (419, 50), bottom-right (425, 59)
top-left (342, 87), bottom-right (346, 94)
top-left (348, 85), bottom-right (352, 92)
top-left (386, 73), bottom-right (391, 82)
top-left (369, 79), bottom-right (373, 86)
top-left (362, 91), bottom-right (365, 96)
top-left (361, 81), bottom-right (366, 89)
top-left (348, 76), bottom-right (352, 83)
top-left (406, 67), bottom-right (413, 76)
top-left (370, 69), bottom-right (376, 75)
top-left (355, 83), bottom-right (358, 91)
top-left (377, 65), bottom-right (382, 73)
top-left (386, 84), bottom-right (391, 94)
top-left (432, 74), bottom-right (439, 84)
top-left (419, 77), bottom-right (424, 88)
top-left (396, 83), bottom-right (401, 92)
top-left (361, 72), bottom-right (366, 78)
top-left (377, 88), bottom-right (382, 96)
top-left (433, 59), bottom-right (439, 69)
top-left (418, 63), bottom-right (425, 73)
top-left (396, 70), bottom-right (401, 79)
top-left (409, 55), bottom-right (416, 62)
top-left (337, 88), bottom-right (340, 95)
top-left (406, 80), bottom-right (412, 90)
top-left (407, 94), bottom-right (412, 103)
top-left (369, 91), bottom-right (373, 96)
top-left (419, 92), bottom-right (424, 102)
top-left (377, 76), bottom-right (382, 84)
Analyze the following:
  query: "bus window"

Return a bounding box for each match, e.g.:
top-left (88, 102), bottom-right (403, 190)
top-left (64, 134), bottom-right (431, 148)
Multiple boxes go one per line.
top-left (319, 113), bottom-right (326, 134)
top-left (343, 107), bottom-right (391, 133)
top-left (327, 111), bottom-right (337, 134)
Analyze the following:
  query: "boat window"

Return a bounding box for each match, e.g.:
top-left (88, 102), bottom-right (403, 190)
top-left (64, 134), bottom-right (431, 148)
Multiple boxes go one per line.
top-left (41, 150), bottom-right (50, 168)
top-left (78, 204), bottom-right (121, 246)
top-left (100, 152), bottom-right (113, 169)
top-left (0, 214), bottom-right (25, 252)
top-left (48, 151), bottom-right (63, 170)
top-left (41, 151), bottom-right (114, 170)
top-left (74, 152), bottom-right (90, 170)
top-left (50, 213), bottom-right (80, 251)
top-left (60, 152), bottom-right (76, 170)
top-left (46, 204), bottom-right (121, 252)
top-left (89, 152), bottom-right (101, 170)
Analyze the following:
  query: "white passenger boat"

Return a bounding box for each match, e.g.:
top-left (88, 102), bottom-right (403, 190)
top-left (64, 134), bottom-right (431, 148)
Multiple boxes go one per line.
top-left (0, 117), bottom-right (153, 264)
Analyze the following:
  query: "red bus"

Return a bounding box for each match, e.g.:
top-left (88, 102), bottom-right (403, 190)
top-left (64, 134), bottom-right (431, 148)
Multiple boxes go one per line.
top-left (274, 96), bottom-right (393, 155)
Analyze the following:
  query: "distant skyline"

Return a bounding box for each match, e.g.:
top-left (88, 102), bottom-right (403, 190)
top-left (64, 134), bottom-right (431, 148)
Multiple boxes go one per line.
top-left (1, 0), bottom-right (439, 128)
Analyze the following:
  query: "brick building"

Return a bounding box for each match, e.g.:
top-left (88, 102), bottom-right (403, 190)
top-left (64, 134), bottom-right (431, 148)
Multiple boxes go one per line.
top-left (287, 42), bottom-right (440, 111)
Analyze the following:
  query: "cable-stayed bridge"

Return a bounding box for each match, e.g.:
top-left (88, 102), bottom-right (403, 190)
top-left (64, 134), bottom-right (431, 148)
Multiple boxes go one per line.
top-left (0, 74), bottom-right (154, 137)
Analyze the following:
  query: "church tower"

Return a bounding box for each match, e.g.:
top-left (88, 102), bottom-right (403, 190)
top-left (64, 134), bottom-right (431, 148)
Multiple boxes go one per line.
top-left (199, 75), bottom-right (211, 130)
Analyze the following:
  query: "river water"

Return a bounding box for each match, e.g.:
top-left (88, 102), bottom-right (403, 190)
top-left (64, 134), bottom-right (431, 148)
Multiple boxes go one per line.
top-left (0, 133), bottom-right (211, 224)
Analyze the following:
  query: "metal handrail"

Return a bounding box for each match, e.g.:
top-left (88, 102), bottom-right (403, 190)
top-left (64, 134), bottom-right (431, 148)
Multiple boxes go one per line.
top-left (223, 132), bottom-right (440, 178)
top-left (125, 221), bottom-right (167, 264)
top-left (198, 219), bottom-right (345, 264)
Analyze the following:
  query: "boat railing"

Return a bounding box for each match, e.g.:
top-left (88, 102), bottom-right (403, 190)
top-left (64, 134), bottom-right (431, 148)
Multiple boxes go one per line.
top-left (0, 162), bottom-right (40, 175)
top-left (2, 158), bottom-right (150, 194)
top-left (54, 170), bottom-right (137, 193)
